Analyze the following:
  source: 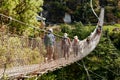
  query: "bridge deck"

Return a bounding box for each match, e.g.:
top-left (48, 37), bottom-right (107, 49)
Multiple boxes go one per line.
top-left (0, 53), bottom-right (83, 79)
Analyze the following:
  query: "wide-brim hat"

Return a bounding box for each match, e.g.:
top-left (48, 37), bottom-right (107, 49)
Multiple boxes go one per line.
top-left (48, 28), bottom-right (53, 33)
top-left (74, 36), bottom-right (78, 39)
top-left (64, 33), bottom-right (68, 37)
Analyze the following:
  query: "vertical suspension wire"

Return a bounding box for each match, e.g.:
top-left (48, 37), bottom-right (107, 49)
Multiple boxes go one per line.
top-left (31, 38), bottom-right (34, 49)
top-left (62, 67), bottom-right (64, 80)
top-left (2, 62), bottom-right (7, 79)
top-left (0, 14), bottom-right (2, 45)
top-left (2, 33), bottom-right (8, 79)
top-left (81, 60), bottom-right (91, 80)
top-left (2, 29), bottom-right (10, 78)
top-left (0, 14), bottom-right (4, 79)
top-left (76, 62), bottom-right (105, 79)
top-left (90, 0), bottom-right (99, 21)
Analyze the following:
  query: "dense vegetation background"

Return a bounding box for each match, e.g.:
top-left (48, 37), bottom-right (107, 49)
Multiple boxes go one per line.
top-left (39, 0), bottom-right (120, 79)
top-left (43, 0), bottom-right (120, 24)
top-left (40, 24), bottom-right (120, 80)
top-left (0, 0), bottom-right (120, 80)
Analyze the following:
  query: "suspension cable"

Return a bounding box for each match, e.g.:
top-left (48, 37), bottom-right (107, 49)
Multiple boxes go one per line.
top-left (0, 13), bottom-right (63, 38)
top-left (0, 13), bottom-right (45, 31)
top-left (81, 60), bottom-right (91, 80)
top-left (90, 0), bottom-right (99, 21)
top-left (76, 62), bottom-right (105, 79)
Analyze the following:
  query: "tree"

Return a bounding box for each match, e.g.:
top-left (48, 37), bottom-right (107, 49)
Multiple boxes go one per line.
top-left (0, 0), bottom-right (43, 34)
top-left (43, 0), bottom-right (99, 23)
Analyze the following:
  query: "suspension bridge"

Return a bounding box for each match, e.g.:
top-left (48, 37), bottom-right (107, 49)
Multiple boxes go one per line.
top-left (0, 4), bottom-right (104, 80)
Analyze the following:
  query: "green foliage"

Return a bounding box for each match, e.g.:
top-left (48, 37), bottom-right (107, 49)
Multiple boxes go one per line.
top-left (1, 74), bottom-right (9, 80)
top-left (60, 24), bottom-right (71, 34)
top-left (59, 22), bottom-right (95, 39)
top-left (38, 73), bottom-right (56, 80)
top-left (0, 0), bottom-right (43, 34)
top-left (71, 22), bottom-right (94, 39)
top-left (45, 1), bottom-right (66, 23)
top-left (85, 30), bottom-right (120, 80)
top-left (115, 11), bottom-right (120, 18)
top-left (109, 31), bottom-right (120, 50)
top-left (0, 35), bottom-right (45, 68)
top-left (43, 0), bottom-right (120, 24)
top-left (38, 64), bottom-right (85, 80)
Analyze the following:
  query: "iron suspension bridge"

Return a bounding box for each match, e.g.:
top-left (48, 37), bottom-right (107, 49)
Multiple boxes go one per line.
top-left (0, 4), bottom-right (105, 80)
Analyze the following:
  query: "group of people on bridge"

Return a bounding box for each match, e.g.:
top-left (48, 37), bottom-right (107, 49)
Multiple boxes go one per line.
top-left (43, 25), bottom-right (102, 62)
top-left (44, 28), bottom-right (81, 62)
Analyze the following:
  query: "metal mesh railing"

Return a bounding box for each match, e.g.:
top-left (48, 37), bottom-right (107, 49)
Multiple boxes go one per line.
top-left (0, 32), bottom-right (67, 78)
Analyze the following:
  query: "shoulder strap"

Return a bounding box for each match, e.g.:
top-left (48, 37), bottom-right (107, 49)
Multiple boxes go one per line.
top-left (67, 38), bottom-right (71, 45)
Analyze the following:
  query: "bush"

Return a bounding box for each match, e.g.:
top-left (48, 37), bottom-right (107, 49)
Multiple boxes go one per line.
top-left (71, 22), bottom-right (95, 40)
top-left (60, 24), bottom-right (71, 34)
top-left (109, 31), bottom-right (120, 50)
top-left (0, 35), bottom-right (45, 68)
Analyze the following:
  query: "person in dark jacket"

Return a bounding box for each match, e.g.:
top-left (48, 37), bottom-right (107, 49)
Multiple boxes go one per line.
top-left (44, 28), bottom-right (55, 62)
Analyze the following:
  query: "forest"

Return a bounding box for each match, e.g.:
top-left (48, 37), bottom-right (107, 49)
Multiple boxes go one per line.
top-left (0, 0), bottom-right (120, 80)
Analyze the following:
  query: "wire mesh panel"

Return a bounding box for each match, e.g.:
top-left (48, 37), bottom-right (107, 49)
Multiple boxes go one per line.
top-left (0, 33), bottom-right (46, 78)
top-left (0, 33), bottom-right (67, 79)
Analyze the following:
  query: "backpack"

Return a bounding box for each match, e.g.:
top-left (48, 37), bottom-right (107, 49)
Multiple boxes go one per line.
top-left (62, 37), bottom-right (70, 46)
top-left (73, 39), bottom-right (79, 46)
top-left (44, 33), bottom-right (55, 46)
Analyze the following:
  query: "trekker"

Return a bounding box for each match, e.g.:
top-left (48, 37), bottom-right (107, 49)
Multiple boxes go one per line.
top-left (96, 25), bottom-right (101, 35)
top-left (44, 28), bottom-right (55, 62)
top-left (72, 36), bottom-right (79, 57)
top-left (61, 33), bottom-right (71, 59)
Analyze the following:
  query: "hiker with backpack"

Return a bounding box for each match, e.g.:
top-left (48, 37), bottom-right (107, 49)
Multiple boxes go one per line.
top-left (72, 36), bottom-right (80, 57)
top-left (61, 33), bottom-right (71, 59)
top-left (44, 28), bottom-right (55, 62)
